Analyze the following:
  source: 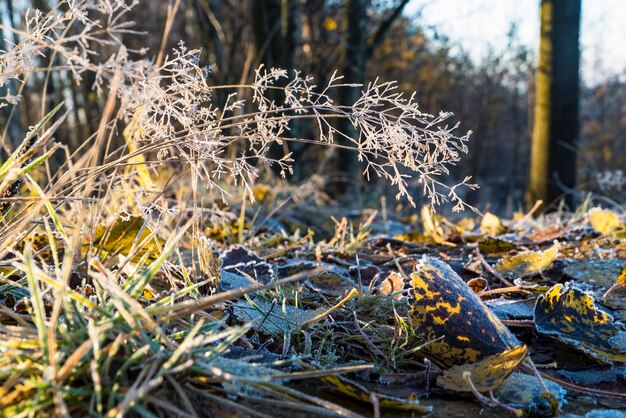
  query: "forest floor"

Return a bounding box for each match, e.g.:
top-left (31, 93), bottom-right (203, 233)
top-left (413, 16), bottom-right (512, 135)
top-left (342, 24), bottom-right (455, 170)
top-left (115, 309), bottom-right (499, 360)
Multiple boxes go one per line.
top-left (1, 184), bottom-right (626, 417)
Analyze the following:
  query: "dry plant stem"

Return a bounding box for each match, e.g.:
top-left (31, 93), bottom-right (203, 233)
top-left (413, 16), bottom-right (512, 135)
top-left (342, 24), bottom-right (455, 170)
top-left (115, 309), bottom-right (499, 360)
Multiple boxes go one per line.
top-left (518, 364), bottom-right (626, 400)
top-left (231, 395), bottom-right (353, 418)
top-left (270, 364), bottom-right (373, 381)
top-left (245, 382), bottom-right (365, 418)
top-left (189, 387), bottom-right (276, 418)
top-left (479, 286), bottom-right (532, 298)
top-left (165, 375), bottom-right (198, 418)
top-left (157, 267), bottom-right (330, 321)
top-left (369, 392), bottom-right (381, 418)
top-left (522, 358), bottom-right (551, 395)
top-left (301, 288), bottom-right (359, 329)
top-left (353, 311), bottom-right (388, 359)
top-left (515, 199), bottom-right (544, 228)
top-left (500, 320), bottom-right (535, 327)
top-left (473, 249), bottom-right (516, 287)
top-left (156, 0), bottom-right (182, 67)
top-left (488, 391), bottom-right (523, 417)
top-left (464, 373), bottom-right (524, 417)
top-left (386, 243), bottom-right (412, 282)
top-left (462, 372), bottom-right (494, 406)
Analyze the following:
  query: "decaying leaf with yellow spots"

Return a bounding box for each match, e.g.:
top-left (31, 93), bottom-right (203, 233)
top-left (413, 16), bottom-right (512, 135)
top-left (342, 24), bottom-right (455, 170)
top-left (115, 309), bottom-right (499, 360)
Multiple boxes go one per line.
top-left (437, 345), bottom-right (528, 393)
top-left (534, 283), bottom-right (626, 363)
top-left (408, 257), bottom-right (520, 368)
top-left (495, 242), bottom-right (558, 279)
top-left (13, 232), bottom-right (64, 264)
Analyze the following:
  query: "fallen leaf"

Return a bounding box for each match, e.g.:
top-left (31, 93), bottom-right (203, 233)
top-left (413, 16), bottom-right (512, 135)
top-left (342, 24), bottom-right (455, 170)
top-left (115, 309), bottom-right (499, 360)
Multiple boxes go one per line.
top-left (436, 345), bottom-right (528, 392)
top-left (252, 184), bottom-right (272, 202)
top-left (306, 269), bottom-right (355, 296)
top-left (480, 212), bottom-right (507, 236)
top-left (467, 277), bottom-right (488, 293)
top-left (564, 259), bottom-right (623, 289)
top-left (420, 205), bottom-right (454, 245)
top-left (602, 263), bottom-right (626, 319)
top-left (221, 245), bottom-right (275, 284)
top-left (486, 298), bottom-right (534, 321)
top-left (495, 242), bottom-right (559, 279)
top-left (559, 366), bottom-right (626, 385)
top-left (588, 208), bottom-right (622, 235)
top-left (478, 237), bottom-right (516, 255)
top-left (92, 215), bottom-right (163, 262)
top-left (494, 372), bottom-right (566, 414)
top-left (233, 298), bottom-right (326, 334)
top-left (408, 257), bottom-right (520, 368)
top-left (534, 283), bottom-right (626, 363)
top-left (374, 271), bottom-right (406, 299)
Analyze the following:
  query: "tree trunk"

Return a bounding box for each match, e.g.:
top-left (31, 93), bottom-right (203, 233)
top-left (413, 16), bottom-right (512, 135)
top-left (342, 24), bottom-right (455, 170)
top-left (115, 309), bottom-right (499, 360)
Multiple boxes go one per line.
top-left (333, 0), bottom-right (409, 196)
top-left (528, 0), bottom-right (581, 208)
top-left (283, 0), bottom-right (307, 180)
top-left (251, 0), bottom-right (282, 71)
top-left (335, 0), bottom-right (368, 192)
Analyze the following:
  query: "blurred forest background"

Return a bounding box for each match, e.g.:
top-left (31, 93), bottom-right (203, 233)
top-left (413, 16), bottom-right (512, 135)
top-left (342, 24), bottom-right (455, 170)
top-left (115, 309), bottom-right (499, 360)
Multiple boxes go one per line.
top-left (1, 0), bottom-right (624, 214)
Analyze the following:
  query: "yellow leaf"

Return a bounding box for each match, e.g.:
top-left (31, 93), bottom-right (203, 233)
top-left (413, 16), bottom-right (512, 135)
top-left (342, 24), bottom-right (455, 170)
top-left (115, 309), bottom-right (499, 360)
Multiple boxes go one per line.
top-left (420, 206), bottom-right (453, 245)
top-left (480, 212), bottom-right (506, 235)
top-left (437, 345), bottom-right (528, 393)
top-left (495, 242), bottom-right (558, 279)
top-left (92, 215), bottom-right (163, 262)
top-left (588, 208), bottom-right (622, 235)
top-left (617, 263), bottom-right (626, 286)
top-left (307, 270), bottom-right (355, 296)
top-left (456, 217), bottom-right (476, 232)
top-left (123, 107), bottom-right (154, 189)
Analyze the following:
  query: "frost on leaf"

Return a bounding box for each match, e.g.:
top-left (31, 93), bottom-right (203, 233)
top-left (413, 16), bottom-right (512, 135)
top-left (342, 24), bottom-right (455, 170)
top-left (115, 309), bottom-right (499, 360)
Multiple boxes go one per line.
top-left (436, 345), bottom-right (528, 393)
top-left (306, 269), bottom-right (355, 296)
top-left (220, 245), bottom-right (275, 285)
top-left (564, 259), bottom-right (624, 289)
top-left (233, 299), bottom-right (325, 334)
top-left (408, 257), bottom-right (519, 368)
top-left (495, 242), bottom-right (559, 279)
top-left (534, 283), bottom-right (626, 363)
top-left (494, 372), bottom-right (567, 414)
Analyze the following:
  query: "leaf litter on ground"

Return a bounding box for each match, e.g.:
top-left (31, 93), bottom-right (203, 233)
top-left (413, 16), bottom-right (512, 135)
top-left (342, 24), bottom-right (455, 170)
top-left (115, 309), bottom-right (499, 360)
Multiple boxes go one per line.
top-left (4, 190), bottom-right (626, 417)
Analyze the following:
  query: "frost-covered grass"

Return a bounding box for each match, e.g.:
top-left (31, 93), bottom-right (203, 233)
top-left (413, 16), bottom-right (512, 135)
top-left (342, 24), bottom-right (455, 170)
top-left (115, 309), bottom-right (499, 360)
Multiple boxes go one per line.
top-left (0, 1), bottom-right (475, 415)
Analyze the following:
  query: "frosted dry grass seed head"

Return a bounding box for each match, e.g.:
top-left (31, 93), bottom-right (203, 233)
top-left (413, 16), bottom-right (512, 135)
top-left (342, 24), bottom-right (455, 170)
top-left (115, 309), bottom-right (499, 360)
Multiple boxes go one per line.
top-left (115, 53), bottom-right (476, 209)
top-left (2, 0), bottom-right (475, 211)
